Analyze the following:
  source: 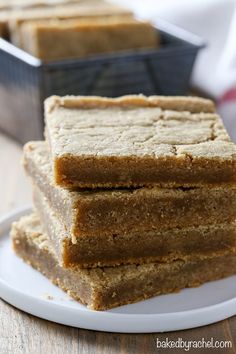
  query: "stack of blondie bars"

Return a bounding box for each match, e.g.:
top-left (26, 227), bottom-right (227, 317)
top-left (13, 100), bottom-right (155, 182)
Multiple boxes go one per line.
top-left (11, 94), bottom-right (236, 310)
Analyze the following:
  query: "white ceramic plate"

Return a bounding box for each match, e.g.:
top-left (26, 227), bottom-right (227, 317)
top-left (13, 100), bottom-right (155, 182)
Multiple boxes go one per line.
top-left (0, 207), bottom-right (236, 333)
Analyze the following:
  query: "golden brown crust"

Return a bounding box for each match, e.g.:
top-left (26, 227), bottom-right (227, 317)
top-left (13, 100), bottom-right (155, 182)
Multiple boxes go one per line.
top-left (45, 94), bottom-right (215, 114)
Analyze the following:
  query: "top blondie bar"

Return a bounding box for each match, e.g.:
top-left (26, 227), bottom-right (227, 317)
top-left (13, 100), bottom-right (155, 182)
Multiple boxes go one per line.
top-left (45, 94), bottom-right (236, 188)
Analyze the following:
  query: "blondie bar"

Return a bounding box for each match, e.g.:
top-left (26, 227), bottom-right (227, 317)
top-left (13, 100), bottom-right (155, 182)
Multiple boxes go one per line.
top-left (9, 3), bottom-right (133, 46)
top-left (11, 214), bottom-right (236, 310)
top-left (23, 141), bottom-right (236, 241)
top-left (33, 186), bottom-right (236, 268)
top-left (20, 18), bottom-right (157, 60)
top-left (45, 94), bottom-right (236, 188)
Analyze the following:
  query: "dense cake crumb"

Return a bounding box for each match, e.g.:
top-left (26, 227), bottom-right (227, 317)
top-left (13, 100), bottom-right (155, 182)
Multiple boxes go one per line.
top-left (44, 95), bottom-right (236, 188)
top-left (11, 214), bottom-right (236, 310)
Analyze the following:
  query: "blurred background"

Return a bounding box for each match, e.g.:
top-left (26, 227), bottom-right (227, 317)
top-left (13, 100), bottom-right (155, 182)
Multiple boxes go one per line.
top-left (113, 0), bottom-right (236, 141)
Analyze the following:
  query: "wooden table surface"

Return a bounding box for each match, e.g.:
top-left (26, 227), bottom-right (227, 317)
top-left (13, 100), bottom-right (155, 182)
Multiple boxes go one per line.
top-left (0, 132), bottom-right (236, 354)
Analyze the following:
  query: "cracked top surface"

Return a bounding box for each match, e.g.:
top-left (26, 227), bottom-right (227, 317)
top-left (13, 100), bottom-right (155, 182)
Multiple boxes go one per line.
top-left (45, 95), bottom-right (236, 159)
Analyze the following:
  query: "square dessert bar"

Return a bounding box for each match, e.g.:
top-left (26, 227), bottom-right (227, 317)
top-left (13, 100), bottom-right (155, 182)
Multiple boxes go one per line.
top-left (20, 18), bottom-right (158, 60)
top-left (23, 141), bottom-right (236, 241)
top-left (9, 3), bottom-right (133, 47)
top-left (11, 214), bottom-right (236, 310)
top-left (45, 94), bottom-right (236, 189)
top-left (33, 184), bottom-right (236, 268)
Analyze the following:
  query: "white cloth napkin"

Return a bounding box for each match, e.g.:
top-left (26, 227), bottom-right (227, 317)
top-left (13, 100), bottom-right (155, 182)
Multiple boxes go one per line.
top-left (111, 0), bottom-right (236, 140)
